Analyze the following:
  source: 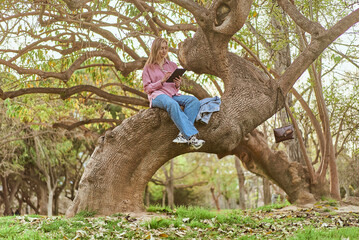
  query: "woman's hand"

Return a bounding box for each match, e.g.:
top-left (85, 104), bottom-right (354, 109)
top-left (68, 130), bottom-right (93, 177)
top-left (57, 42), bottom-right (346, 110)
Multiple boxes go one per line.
top-left (173, 77), bottom-right (182, 88)
top-left (161, 72), bottom-right (172, 84)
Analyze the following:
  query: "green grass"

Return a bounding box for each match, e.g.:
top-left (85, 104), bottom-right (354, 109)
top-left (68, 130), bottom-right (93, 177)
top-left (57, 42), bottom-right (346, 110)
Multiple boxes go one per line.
top-left (254, 200), bottom-right (291, 212)
top-left (290, 227), bottom-right (359, 239)
top-left (146, 217), bottom-right (183, 229)
top-left (175, 205), bottom-right (216, 220)
top-left (146, 204), bottom-right (172, 213)
top-left (74, 209), bottom-right (97, 218)
top-left (0, 204), bottom-right (358, 239)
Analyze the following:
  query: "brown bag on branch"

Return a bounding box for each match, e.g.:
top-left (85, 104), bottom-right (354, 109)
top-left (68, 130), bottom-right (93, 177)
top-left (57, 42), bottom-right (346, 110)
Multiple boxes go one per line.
top-left (273, 124), bottom-right (294, 143)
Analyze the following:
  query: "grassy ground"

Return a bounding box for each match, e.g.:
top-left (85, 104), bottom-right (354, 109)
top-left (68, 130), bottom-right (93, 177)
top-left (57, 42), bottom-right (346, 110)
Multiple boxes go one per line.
top-left (1, 201), bottom-right (359, 239)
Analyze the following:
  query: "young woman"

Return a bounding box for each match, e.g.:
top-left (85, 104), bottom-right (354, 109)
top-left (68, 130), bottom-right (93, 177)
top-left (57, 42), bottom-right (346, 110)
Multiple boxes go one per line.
top-left (142, 38), bottom-right (205, 149)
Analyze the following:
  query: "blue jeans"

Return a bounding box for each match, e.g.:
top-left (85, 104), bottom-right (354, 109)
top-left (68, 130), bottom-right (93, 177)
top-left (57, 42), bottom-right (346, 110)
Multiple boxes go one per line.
top-left (152, 94), bottom-right (200, 139)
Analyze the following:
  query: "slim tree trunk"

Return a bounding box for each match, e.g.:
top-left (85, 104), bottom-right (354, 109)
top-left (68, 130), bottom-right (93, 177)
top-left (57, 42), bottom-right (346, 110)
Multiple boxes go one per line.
top-left (167, 160), bottom-right (175, 209)
top-left (1, 176), bottom-right (12, 216)
top-left (144, 184), bottom-right (150, 207)
top-left (263, 178), bottom-right (271, 205)
top-left (234, 157), bottom-right (246, 209)
top-left (162, 189), bottom-right (166, 207)
top-left (210, 187), bottom-right (221, 211)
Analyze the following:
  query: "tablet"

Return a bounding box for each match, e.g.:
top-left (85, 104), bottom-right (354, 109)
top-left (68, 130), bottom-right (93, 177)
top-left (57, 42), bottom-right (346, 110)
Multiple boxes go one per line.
top-left (166, 68), bottom-right (186, 82)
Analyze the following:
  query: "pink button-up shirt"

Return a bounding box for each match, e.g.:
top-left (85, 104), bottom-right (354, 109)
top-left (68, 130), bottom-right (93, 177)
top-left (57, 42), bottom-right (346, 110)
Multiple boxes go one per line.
top-left (142, 59), bottom-right (181, 107)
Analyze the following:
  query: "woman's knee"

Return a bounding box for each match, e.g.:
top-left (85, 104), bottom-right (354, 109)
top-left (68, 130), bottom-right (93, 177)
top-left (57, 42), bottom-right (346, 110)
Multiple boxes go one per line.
top-left (188, 96), bottom-right (200, 109)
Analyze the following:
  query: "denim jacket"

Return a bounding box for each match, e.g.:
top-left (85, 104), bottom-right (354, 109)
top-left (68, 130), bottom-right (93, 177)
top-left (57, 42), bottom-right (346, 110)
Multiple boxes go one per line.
top-left (196, 96), bottom-right (221, 124)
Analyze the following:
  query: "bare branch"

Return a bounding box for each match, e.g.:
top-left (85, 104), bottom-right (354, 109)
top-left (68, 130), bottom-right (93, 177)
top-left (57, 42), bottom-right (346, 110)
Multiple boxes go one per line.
top-left (127, 0), bottom-right (159, 35)
top-left (174, 181), bottom-right (208, 189)
top-left (279, 8), bottom-right (359, 94)
top-left (53, 119), bottom-right (122, 131)
top-left (152, 17), bottom-right (197, 32)
top-left (328, 47), bottom-right (359, 69)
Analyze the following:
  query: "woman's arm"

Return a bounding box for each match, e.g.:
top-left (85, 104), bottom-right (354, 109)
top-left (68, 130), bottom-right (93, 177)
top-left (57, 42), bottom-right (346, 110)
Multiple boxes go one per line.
top-left (142, 66), bottom-right (163, 95)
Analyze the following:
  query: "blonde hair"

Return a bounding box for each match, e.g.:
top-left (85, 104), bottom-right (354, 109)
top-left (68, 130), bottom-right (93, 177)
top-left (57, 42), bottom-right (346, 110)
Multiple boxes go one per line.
top-left (145, 38), bottom-right (169, 67)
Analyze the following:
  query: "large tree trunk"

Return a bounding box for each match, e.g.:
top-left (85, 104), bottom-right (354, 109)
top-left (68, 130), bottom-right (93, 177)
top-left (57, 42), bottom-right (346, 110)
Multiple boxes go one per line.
top-left (38, 184), bottom-right (48, 215)
top-left (65, 0), bottom-right (355, 215)
top-left (66, 36), bottom-right (315, 217)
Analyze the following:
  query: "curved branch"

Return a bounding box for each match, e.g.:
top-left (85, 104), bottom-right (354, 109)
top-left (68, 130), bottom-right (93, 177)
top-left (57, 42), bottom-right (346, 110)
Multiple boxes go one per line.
top-left (63, 0), bottom-right (90, 11)
top-left (291, 88), bottom-right (325, 161)
top-left (180, 78), bottom-right (211, 100)
top-left (0, 50), bottom-right (146, 81)
top-left (152, 17), bottom-right (197, 32)
top-left (53, 118), bottom-right (122, 131)
top-left (1, 85), bottom-right (149, 106)
top-left (168, 0), bottom-right (206, 19)
top-left (211, 0), bottom-right (253, 35)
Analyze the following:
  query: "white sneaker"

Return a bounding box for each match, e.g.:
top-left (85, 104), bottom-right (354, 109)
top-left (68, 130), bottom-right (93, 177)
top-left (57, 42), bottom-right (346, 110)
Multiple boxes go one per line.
top-left (188, 135), bottom-right (205, 150)
top-left (172, 133), bottom-right (188, 144)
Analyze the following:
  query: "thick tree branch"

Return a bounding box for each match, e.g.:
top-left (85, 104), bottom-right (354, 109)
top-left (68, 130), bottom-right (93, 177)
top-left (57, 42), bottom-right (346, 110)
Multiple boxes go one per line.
top-left (277, 0), bottom-right (325, 36)
top-left (0, 85), bottom-right (149, 106)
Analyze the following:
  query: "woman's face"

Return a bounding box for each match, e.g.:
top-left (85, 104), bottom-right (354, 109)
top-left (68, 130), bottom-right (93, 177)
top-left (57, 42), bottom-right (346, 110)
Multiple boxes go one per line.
top-left (158, 41), bottom-right (168, 60)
